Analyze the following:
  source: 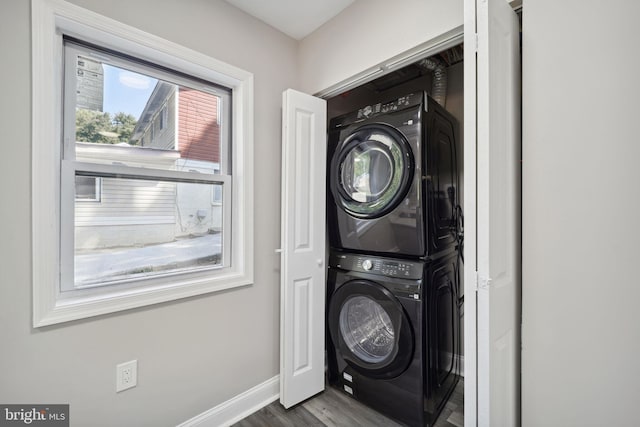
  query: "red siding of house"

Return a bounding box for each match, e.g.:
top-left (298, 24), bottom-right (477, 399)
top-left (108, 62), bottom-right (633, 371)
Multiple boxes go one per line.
top-left (178, 88), bottom-right (220, 164)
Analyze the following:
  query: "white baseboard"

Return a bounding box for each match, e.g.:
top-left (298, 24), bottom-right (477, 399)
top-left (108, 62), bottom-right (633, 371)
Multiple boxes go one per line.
top-left (178, 375), bottom-right (279, 427)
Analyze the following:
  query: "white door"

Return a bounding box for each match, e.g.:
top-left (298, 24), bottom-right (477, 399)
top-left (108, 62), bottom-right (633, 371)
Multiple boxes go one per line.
top-left (279, 89), bottom-right (327, 408)
top-left (465, 0), bottom-right (521, 425)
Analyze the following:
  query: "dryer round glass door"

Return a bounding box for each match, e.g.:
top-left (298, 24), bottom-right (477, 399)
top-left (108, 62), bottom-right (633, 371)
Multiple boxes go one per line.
top-left (328, 279), bottom-right (414, 379)
top-left (331, 124), bottom-right (414, 219)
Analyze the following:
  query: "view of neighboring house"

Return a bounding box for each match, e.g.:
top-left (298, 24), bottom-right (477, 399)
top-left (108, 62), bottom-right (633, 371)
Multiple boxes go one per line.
top-left (74, 57), bottom-right (223, 256)
top-left (75, 142), bottom-right (181, 250)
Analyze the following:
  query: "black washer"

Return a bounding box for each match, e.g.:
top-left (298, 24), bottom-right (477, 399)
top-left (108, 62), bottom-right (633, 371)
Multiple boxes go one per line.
top-left (327, 279), bottom-right (414, 379)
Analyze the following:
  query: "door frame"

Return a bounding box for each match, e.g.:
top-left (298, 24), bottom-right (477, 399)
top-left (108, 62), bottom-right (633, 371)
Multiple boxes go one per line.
top-left (314, 27), bottom-right (464, 100)
top-left (312, 23), bottom-right (474, 419)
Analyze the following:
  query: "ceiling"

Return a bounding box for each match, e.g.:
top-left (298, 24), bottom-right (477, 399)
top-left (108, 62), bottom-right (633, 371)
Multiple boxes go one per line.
top-left (224, 0), bottom-right (355, 40)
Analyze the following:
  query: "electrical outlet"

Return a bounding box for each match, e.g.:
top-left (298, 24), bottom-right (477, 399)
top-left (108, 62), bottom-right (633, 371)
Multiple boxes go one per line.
top-left (116, 360), bottom-right (137, 392)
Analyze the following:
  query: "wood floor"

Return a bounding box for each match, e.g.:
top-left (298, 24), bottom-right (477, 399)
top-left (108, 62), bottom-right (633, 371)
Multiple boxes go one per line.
top-left (233, 379), bottom-right (463, 427)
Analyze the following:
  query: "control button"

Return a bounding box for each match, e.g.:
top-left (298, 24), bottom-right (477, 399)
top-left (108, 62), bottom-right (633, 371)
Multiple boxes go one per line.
top-left (362, 259), bottom-right (373, 271)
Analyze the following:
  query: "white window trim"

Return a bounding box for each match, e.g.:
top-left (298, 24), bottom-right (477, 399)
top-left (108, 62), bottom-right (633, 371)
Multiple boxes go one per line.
top-left (32, 0), bottom-right (254, 327)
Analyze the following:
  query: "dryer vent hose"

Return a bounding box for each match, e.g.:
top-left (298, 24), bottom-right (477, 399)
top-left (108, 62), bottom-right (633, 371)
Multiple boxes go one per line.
top-left (418, 57), bottom-right (447, 107)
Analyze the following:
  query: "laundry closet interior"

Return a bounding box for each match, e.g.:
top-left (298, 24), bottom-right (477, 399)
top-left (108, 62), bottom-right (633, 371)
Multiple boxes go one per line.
top-left (322, 41), bottom-right (466, 427)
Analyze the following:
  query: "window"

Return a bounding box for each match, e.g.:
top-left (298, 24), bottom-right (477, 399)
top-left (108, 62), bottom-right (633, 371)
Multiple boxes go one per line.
top-left (32, 0), bottom-right (254, 326)
top-left (160, 106), bottom-right (168, 130)
top-left (63, 39), bottom-right (233, 291)
top-left (75, 176), bottom-right (101, 201)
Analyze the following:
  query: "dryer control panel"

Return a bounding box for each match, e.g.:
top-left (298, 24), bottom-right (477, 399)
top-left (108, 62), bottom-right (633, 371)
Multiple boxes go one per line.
top-left (330, 251), bottom-right (423, 280)
top-left (356, 93), bottom-right (420, 120)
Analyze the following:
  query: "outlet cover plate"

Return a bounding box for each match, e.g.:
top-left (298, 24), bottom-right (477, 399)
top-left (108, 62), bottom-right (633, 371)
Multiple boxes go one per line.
top-left (116, 360), bottom-right (138, 392)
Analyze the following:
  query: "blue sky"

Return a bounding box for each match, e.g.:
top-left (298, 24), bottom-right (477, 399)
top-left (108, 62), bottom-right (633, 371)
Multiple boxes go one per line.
top-left (102, 64), bottom-right (157, 119)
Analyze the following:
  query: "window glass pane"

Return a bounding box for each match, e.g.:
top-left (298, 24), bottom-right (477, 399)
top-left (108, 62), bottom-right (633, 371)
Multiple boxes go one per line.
top-left (72, 53), bottom-right (223, 174)
top-left (75, 176), bottom-right (99, 201)
top-left (74, 175), bottom-right (223, 288)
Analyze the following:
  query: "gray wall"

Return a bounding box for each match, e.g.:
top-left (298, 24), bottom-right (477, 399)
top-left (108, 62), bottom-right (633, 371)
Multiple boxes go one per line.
top-left (299, 0), bottom-right (463, 94)
top-left (0, 0), bottom-right (297, 425)
top-left (522, 1), bottom-right (640, 425)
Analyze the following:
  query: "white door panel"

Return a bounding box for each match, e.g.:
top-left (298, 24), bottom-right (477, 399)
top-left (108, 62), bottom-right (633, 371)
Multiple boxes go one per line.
top-left (475, 0), bottom-right (521, 425)
top-left (280, 89), bottom-right (327, 408)
top-left (463, 1), bottom-right (479, 424)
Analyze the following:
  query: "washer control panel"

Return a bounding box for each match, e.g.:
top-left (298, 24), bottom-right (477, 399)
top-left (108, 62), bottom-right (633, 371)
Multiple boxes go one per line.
top-left (330, 252), bottom-right (422, 280)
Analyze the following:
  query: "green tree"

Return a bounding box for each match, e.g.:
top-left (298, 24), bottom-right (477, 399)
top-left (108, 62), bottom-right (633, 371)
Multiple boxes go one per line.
top-left (75, 109), bottom-right (137, 144)
top-left (75, 109), bottom-right (113, 144)
top-left (112, 112), bottom-right (138, 144)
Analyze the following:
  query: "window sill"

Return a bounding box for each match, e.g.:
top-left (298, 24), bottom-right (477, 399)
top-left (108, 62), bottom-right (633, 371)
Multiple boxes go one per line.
top-left (35, 270), bottom-right (252, 327)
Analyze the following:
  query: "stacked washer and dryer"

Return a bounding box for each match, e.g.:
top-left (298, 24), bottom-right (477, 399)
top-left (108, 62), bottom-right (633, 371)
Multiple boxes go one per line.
top-left (326, 92), bottom-right (462, 426)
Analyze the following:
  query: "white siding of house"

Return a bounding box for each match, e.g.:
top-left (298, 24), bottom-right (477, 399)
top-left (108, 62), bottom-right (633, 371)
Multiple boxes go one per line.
top-left (75, 178), bottom-right (177, 249)
top-left (140, 90), bottom-right (177, 150)
top-left (73, 142), bottom-right (182, 250)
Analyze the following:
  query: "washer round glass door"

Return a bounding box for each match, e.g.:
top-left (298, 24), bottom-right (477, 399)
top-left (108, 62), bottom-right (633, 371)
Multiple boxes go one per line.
top-left (331, 124), bottom-right (414, 219)
top-left (328, 279), bottom-right (414, 379)
top-left (339, 296), bottom-right (395, 363)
